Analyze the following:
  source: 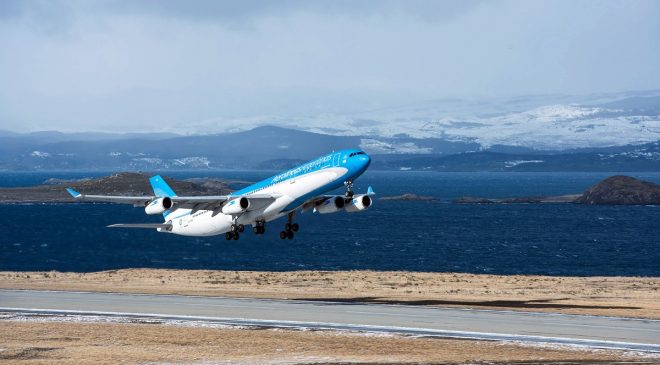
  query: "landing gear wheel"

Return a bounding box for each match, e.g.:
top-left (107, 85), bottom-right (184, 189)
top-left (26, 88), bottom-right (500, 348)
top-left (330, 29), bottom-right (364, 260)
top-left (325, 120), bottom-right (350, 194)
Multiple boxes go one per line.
top-left (253, 226), bottom-right (260, 234)
top-left (287, 230), bottom-right (294, 239)
top-left (279, 231), bottom-right (287, 240)
top-left (259, 226), bottom-right (265, 234)
top-left (225, 232), bottom-right (232, 240)
top-left (233, 231), bottom-right (239, 240)
top-left (238, 224), bottom-right (245, 233)
top-left (285, 223), bottom-right (291, 231)
top-left (291, 223), bottom-right (299, 232)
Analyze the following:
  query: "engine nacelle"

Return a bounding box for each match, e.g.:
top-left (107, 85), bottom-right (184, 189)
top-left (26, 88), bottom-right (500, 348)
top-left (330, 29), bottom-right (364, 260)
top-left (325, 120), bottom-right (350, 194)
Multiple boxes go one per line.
top-left (315, 196), bottom-right (345, 214)
top-left (222, 197), bottom-right (250, 215)
top-left (144, 197), bottom-right (173, 215)
top-left (345, 194), bottom-right (372, 213)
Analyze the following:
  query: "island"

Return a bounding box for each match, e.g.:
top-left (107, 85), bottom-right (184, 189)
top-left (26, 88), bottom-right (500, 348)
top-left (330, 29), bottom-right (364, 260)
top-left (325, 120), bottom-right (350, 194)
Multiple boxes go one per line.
top-left (0, 172), bottom-right (234, 203)
top-left (455, 175), bottom-right (660, 205)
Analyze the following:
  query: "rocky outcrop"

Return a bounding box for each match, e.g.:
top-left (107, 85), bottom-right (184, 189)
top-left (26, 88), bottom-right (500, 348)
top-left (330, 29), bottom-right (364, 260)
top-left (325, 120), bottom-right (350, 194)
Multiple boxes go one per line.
top-left (0, 172), bottom-right (232, 203)
top-left (380, 193), bottom-right (436, 201)
top-left (575, 175), bottom-right (660, 205)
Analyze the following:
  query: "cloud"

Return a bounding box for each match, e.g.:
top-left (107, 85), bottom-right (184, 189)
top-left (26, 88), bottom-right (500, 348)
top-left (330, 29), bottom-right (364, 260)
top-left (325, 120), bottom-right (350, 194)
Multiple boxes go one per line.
top-left (0, 0), bottom-right (658, 132)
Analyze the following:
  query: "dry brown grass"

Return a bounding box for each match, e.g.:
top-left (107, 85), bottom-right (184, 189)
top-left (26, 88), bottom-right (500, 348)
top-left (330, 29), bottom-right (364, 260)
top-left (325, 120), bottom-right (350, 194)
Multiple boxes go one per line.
top-left (1, 269), bottom-right (659, 319)
top-left (0, 320), bottom-right (646, 364)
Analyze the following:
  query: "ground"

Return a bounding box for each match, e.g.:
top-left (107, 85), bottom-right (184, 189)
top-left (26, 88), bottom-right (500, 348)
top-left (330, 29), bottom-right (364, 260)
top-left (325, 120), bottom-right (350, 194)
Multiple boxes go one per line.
top-left (2, 269), bottom-right (659, 364)
top-left (1, 269), bottom-right (658, 318)
top-left (0, 319), bottom-right (652, 364)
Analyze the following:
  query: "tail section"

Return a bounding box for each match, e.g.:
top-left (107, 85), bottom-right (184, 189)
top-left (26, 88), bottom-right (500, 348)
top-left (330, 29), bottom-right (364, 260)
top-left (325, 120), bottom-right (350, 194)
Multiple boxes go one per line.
top-left (149, 175), bottom-right (177, 197)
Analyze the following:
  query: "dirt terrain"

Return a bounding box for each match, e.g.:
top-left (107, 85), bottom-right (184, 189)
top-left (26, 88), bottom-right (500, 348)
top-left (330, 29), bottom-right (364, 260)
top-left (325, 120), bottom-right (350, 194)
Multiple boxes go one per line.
top-left (1, 269), bottom-right (658, 319)
top-left (0, 318), bottom-right (650, 364)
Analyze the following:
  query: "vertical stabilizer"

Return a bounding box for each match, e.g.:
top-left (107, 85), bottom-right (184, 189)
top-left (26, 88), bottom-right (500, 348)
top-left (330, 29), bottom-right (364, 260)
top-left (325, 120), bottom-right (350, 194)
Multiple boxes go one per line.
top-left (149, 175), bottom-right (177, 197)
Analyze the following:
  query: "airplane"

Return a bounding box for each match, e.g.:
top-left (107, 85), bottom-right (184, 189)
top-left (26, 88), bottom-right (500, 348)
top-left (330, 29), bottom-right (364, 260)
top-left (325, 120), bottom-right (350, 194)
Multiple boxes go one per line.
top-left (66, 149), bottom-right (374, 240)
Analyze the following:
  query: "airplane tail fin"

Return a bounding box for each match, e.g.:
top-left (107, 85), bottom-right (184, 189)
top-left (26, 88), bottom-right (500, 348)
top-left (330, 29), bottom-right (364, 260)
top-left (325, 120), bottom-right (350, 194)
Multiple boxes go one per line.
top-left (149, 175), bottom-right (177, 197)
top-left (367, 186), bottom-right (375, 195)
top-left (149, 175), bottom-right (177, 219)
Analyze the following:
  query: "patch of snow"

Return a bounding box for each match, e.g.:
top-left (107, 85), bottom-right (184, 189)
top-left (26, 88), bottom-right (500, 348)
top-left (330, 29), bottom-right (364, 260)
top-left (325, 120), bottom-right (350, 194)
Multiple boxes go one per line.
top-left (131, 158), bottom-right (166, 167)
top-left (501, 340), bottom-right (660, 359)
top-left (30, 151), bottom-right (50, 158)
top-left (171, 157), bottom-right (210, 168)
top-left (359, 139), bottom-right (432, 154)
top-left (505, 160), bottom-right (545, 168)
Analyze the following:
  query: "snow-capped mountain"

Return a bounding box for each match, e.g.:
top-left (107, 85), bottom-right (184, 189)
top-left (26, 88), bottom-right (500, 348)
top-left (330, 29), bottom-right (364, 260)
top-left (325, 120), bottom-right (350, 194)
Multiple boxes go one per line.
top-left (178, 92), bottom-right (660, 151)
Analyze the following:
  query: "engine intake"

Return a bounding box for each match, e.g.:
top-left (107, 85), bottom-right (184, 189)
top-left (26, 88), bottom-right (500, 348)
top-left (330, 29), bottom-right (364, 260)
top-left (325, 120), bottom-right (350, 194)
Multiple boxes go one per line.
top-left (144, 197), bottom-right (173, 215)
top-left (222, 197), bottom-right (250, 215)
top-left (315, 196), bottom-right (345, 214)
top-left (345, 194), bottom-right (372, 213)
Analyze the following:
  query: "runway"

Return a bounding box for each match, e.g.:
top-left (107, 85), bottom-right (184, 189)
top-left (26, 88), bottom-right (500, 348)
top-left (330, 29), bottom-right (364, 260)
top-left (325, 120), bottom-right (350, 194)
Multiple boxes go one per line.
top-left (1, 289), bottom-right (659, 353)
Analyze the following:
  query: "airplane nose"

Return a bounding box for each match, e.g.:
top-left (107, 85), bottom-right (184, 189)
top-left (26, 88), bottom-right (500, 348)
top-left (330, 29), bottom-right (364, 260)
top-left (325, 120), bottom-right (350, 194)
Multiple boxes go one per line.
top-left (360, 154), bottom-right (371, 168)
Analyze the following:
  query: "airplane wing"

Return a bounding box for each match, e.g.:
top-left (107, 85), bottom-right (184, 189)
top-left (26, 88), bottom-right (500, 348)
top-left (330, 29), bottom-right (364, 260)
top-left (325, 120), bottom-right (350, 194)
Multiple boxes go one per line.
top-left (66, 188), bottom-right (155, 206)
top-left (66, 188), bottom-right (280, 209)
top-left (107, 223), bottom-right (173, 230)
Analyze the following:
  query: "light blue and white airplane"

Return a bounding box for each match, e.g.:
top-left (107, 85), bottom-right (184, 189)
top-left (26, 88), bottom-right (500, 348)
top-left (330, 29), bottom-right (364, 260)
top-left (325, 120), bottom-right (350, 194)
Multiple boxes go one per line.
top-left (66, 149), bottom-right (373, 240)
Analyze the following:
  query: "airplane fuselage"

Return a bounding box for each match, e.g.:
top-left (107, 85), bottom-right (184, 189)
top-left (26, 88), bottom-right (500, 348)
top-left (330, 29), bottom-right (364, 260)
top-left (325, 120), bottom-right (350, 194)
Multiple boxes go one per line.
top-left (163, 149), bottom-right (371, 236)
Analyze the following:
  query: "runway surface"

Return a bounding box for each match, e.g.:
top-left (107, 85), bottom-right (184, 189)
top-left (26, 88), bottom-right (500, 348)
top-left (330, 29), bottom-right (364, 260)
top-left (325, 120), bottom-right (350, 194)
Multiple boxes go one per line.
top-left (1, 289), bottom-right (659, 353)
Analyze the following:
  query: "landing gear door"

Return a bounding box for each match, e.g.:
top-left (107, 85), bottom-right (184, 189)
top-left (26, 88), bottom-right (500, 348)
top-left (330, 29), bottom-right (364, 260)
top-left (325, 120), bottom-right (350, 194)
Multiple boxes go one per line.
top-left (333, 153), bottom-right (341, 167)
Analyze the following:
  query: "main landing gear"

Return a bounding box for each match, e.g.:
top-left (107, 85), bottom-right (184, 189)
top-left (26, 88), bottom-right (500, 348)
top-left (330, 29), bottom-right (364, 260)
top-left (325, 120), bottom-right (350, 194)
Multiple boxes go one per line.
top-left (279, 212), bottom-right (299, 240)
top-left (253, 220), bottom-right (266, 235)
top-left (225, 221), bottom-right (244, 240)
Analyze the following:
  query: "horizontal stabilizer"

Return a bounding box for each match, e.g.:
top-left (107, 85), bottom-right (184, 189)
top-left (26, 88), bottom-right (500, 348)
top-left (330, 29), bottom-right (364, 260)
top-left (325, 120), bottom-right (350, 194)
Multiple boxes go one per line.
top-left (107, 223), bottom-right (172, 230)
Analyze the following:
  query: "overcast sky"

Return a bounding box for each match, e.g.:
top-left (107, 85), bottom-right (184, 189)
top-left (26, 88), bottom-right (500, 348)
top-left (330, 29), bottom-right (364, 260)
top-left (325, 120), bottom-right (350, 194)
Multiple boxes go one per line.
top-left (1, 0), bottom-right (659, 133)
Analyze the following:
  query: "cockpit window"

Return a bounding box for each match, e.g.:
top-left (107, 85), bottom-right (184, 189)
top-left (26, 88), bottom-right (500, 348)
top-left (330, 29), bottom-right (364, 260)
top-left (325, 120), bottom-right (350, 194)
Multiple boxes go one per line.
top-left (349, 151), bottom-right (366, 158)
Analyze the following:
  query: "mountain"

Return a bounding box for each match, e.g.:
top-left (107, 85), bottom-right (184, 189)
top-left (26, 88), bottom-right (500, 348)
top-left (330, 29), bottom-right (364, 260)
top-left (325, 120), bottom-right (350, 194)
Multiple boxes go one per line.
top-left (173, 91), bottom-right (660, 151)
top-left (1, 91), bottom-right (659, 171)
top-left (1, 126), bottom-right (660, 171)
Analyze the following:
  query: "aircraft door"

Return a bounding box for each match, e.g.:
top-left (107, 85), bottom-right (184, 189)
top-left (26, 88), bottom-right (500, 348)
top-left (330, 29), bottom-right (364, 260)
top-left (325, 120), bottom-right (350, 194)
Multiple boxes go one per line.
top-left (333, 153), bottom-right (341, 167)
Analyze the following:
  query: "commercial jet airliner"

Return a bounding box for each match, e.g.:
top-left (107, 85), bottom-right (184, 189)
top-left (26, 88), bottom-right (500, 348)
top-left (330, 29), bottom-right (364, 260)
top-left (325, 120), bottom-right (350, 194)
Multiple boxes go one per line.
top-left (66, 149), bottom-right (373, 240)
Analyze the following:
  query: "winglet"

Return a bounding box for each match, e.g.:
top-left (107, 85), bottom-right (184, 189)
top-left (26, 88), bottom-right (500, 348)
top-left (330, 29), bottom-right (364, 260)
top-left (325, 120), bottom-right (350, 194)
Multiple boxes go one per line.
top-left (367, 186), bottom-right (375, 195)
top-left (66, 188), bottom-right (82, 198)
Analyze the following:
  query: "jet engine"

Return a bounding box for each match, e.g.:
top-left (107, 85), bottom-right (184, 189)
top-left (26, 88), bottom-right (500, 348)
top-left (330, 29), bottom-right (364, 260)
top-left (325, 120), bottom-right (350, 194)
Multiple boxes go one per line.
top-left (144, 197), bottom-right (173, 215)
top-left (222, 197), bottom-right (250, 214)
top-left (314, 196), bottom-right (345, 214)
top-left (344, 194), bottom-right (372, 213)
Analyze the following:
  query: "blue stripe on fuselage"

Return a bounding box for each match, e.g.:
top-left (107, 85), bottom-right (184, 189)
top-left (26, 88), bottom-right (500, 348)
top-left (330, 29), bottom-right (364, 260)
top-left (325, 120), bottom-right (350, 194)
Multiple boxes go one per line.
top-left (230, 149), bottom-right (364, 198)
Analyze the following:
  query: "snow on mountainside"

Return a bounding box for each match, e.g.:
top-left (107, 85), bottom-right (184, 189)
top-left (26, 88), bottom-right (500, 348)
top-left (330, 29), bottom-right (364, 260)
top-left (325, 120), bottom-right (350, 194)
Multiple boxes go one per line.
top-left (179, 93), bottom-right (660, 151)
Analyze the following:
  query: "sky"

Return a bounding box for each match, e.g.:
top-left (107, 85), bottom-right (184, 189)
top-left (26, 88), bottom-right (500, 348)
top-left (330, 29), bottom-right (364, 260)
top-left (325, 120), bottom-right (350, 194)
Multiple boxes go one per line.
top-left (0, 0), bottom-right (659, 133)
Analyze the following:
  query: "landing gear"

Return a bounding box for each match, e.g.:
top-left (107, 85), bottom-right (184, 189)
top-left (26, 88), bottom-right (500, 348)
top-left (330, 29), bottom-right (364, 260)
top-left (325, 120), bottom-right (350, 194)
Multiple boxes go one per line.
top-left (253, 220), bottom-right (266, 235)
top-left (280, 212), bottom-right (298, 240)
top-left (344, 180), bottom-right (354, 198)
top-left (226, 218), bottom-right (244, 240)
top-left (225, 230), bottom-right (240, 240)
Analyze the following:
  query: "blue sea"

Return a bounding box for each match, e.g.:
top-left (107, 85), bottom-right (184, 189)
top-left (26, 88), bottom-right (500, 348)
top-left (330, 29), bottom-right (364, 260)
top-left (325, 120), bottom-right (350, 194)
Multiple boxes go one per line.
top-left (1, 171), bottom-right (659, 276)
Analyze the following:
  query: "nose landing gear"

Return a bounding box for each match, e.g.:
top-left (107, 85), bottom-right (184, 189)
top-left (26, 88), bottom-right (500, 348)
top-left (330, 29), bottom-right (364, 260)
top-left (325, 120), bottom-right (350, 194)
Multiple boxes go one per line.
top-left (344, 180), bottom-right (354, 198)
top-left (279, 212), bottom-right (299, 240)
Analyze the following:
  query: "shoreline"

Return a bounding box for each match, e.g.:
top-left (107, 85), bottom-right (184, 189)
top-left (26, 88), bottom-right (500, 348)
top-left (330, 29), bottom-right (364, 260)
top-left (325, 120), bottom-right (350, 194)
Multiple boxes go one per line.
top-left (2, 269), bottom-right (658, 319)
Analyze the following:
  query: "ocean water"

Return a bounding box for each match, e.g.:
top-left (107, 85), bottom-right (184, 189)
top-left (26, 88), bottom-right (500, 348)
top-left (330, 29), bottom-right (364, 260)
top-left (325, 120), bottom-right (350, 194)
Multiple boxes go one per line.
top-left (1, 171), bottom-right (659, 276)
